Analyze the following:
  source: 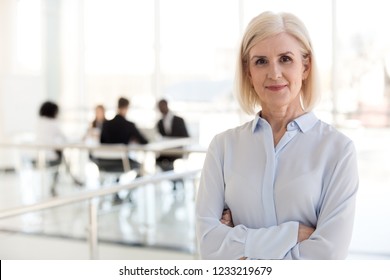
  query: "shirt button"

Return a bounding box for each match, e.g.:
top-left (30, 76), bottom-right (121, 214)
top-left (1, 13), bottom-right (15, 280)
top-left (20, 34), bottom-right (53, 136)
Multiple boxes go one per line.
top-left (287, 122), bottom-right (296, 130)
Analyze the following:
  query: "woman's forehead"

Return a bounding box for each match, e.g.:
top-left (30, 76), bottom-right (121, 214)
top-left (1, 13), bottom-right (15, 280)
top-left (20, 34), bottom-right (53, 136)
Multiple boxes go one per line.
top-left (249, 33), bottom-right (302, 57)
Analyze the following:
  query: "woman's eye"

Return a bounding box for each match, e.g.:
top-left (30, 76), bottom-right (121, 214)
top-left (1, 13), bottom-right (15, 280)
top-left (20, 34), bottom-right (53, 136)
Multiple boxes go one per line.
top-left (255, 58), bottom-right (267, 65)
top-left (280, 55), bottom-right (292, 63)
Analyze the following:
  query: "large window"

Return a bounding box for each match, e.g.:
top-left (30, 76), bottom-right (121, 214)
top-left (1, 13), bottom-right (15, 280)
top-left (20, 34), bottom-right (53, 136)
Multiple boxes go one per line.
top-left (83, 0), bottom-right (155, 103)
top-left (9, 0), bottom-right (390, 130)
top-left (14, 0), bottom-right (42, 74)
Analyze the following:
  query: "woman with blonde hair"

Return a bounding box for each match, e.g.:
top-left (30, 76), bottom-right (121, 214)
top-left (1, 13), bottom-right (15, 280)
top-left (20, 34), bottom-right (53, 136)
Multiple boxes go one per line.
top-left (196, 11), bottom-right (358, 260)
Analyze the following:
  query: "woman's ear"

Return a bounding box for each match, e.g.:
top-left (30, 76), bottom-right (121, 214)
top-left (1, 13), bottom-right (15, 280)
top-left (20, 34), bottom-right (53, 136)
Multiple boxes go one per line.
top-left (303, 56), bottom-right (311, 80)
top-left (246, 66), bottom-right (253, 85)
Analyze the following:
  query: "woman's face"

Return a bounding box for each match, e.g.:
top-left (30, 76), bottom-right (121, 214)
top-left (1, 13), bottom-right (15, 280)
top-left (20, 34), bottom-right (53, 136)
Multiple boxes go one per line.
top-left (247, 32), bottom-right (310, 112)
top-left (95, 107), bottom-right (105, 120)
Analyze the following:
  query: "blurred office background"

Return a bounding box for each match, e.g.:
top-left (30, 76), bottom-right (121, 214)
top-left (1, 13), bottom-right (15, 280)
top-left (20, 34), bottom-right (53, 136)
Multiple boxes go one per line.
top-left (0, 0), bottom-right (389, 259)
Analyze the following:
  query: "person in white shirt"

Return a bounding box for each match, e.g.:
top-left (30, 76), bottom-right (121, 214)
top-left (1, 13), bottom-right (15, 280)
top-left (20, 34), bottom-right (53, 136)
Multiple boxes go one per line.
top-left (35, 101), bottom-right (82, 195)
top-left (35, 101), bottom-right (66, 164)
top-left (196, 11), bottom-right (359, 260)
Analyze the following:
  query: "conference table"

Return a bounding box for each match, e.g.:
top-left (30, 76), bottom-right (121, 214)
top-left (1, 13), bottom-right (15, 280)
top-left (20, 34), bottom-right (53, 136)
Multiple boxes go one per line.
top-left (0, 137), bottom-right (205, 180)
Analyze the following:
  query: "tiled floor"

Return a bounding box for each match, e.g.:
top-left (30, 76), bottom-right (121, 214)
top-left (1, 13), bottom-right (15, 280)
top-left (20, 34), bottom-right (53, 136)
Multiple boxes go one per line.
top-left (1, 127), bottom-right (390, 260)
top-left (0, 231), bottom-right (195, 260)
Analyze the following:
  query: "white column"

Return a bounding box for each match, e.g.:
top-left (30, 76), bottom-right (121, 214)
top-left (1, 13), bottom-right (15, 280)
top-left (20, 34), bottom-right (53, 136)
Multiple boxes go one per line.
top-left (43, 0), bottom-right (61, 101)
top-left (0, 0), bottom-right (16, 139)
top-left (153, 0), bottom-right (161, 99)
top-left (331, 0), bottom-right (339, 126)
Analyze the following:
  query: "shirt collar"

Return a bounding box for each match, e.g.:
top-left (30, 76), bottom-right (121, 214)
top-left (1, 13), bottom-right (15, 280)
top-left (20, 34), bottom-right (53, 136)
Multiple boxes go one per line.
top-left (293, 111), bottom-right (318, 133)
top-left (251, 111), bottom-right (318, 133)
top-left (252, 114), bottom-right (262, 132)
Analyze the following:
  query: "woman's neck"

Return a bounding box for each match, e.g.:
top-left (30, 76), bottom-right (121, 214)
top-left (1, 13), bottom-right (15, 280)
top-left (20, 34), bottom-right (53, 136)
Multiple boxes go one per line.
top-left (260, 105), bottom-right (305, 146)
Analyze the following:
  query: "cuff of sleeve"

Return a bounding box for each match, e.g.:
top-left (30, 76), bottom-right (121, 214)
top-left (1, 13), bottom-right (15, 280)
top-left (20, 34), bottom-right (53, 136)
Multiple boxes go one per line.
top-left (244, 221), bottom-right (299, 259)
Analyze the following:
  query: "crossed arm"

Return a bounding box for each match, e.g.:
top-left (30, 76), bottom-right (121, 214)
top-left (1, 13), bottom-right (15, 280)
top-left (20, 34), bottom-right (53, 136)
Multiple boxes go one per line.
top-left (220, 209), bottom-right (315, 247)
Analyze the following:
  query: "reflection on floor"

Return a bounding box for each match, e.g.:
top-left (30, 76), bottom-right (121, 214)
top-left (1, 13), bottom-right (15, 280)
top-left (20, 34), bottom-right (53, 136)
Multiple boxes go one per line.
top-left (0, 231), bottom-right (195, 260)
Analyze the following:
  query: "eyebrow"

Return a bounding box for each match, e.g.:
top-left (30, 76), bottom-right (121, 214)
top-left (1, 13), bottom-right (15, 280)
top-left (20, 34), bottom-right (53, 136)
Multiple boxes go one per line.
top-left (250, 51), bottom-right (295, 61)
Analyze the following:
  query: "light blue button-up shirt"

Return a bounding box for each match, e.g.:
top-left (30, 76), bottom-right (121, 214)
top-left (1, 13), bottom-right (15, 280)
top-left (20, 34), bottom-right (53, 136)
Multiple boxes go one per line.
top-left (196, 112), bottom-right (359, 259)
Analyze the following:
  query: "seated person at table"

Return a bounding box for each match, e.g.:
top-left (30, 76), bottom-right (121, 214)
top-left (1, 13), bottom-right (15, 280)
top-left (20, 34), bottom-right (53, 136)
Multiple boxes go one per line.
top-left (155, 99), bottom-right (189, 190)
top-left (91, 97), bottom-right (148, 202)
top-left (36, 101), bottom-right (66, 167)
top-left (84, 104), bottom-right (107, 143)
top-left (93, 97), bottom-right (148, 176)
top-left (35, 101), bottom-right (82, 195)
top-left (94, 97), bottom-right (148, 171)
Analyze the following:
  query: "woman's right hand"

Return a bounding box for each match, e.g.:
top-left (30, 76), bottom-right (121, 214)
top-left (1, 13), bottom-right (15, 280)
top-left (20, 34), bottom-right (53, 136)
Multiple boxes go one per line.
top-left (298, 223), bottom-right (315, 242)
top-left (220, 209), bottom-right (234, 227)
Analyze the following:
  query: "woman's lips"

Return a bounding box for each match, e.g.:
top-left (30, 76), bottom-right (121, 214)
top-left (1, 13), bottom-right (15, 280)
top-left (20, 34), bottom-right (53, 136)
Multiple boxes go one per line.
top-left (266, 85), bottom-right (287, 91)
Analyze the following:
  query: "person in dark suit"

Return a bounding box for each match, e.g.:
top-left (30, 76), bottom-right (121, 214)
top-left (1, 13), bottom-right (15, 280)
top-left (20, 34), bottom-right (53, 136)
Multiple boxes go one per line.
top-left (155, 99), bottom-right (189, 190)
top-left (157, 99), bottom-right (189, 139)
top-left (94, 97), bottom-right (148, 203)
top-left (100, 98), bottom-right (148, 146)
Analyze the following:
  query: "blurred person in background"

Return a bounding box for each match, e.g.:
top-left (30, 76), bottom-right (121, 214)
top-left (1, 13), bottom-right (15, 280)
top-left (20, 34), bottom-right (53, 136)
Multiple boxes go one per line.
top-left (94, 97), bottom-right (148, 203)
top-left (36, 101), bottom-right (65, 166)
top-left (36, 101), bottom-right (82, 195)
top-left (100, 97), bottom-right (148, 147)
top-left (84, 104), bottom-right (107, 143)
top-left (155, 99), bottom-right (189, 190)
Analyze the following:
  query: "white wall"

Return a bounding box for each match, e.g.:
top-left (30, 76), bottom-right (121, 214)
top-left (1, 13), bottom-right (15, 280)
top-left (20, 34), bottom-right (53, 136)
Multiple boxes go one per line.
top-left (0, 0), bottom-right (14, 141)
top-left (0, 0), bottom-right (44, 169)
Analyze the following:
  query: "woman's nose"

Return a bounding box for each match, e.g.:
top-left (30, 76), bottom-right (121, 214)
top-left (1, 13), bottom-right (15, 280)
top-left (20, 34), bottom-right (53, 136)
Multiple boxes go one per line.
top-left (267, 63), bottom-right (282, 80)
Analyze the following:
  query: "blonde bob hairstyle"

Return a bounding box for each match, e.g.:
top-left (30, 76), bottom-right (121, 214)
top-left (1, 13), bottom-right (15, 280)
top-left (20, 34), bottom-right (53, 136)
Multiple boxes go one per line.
top-left (235, 11), bottom-right (320, 115)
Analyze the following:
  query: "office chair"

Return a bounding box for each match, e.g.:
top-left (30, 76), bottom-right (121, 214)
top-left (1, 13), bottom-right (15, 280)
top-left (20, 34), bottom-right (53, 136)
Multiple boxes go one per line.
top-left (31, 150), bottom-right (83, 196)
top-left (89, 148), bottom-right (141, 204)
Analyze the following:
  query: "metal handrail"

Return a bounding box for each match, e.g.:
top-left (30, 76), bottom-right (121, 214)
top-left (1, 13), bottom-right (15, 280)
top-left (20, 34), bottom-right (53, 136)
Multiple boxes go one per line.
top-left (0, 169), bottom-right (201, 259)
top-left (0, 169), bottom-right (200, 219)
top-left (0, 137), bottom-right (200, 153)
top-left (0, 139), bottom-right (207, 169)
